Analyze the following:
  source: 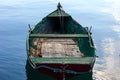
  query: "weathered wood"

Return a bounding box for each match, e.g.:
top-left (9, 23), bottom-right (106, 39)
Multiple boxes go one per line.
top-left (41, 39), bottom-right (84, 57)
top-left (45, 39), bottom-right (76, 45)
top-left (29, 34), bottom-right (88, 38)
top-left (30, 38), bottom-right (84, 57)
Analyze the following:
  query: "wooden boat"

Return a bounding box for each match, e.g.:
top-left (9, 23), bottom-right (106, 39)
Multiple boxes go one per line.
top-left (26, 3), bottom-right (96, 80)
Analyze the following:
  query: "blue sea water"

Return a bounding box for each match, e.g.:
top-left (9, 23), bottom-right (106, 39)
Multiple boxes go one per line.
top-left (0, 0), bottom-right (120, 80)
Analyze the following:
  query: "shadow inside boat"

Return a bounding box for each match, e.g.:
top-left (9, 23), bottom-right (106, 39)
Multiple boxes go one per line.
top-left (25, 59), bottom-right (93, 80)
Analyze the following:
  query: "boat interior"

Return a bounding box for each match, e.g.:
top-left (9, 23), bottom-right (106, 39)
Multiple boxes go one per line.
top-left (28, 16), bottom-right (95, 58)
top-left (30, 38), bottom-right (85, 58)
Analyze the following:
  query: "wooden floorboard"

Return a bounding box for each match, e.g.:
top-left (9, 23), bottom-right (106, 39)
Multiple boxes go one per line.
top-left (41, 39), bottom-right (83, 57)
top-left (30, 38), bottom-right (84, 58)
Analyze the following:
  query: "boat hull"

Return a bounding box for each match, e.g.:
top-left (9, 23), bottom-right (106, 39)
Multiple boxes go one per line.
top-left (33, 63), bottom-right (93, 80)
top-left (26, 3), bottom-right (96, 80)
top-left (26, 59), bottom-right (93, 80)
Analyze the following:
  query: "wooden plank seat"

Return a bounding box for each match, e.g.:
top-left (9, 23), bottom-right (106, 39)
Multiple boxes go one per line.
top-left (29, 34), bottom-right (88, 38)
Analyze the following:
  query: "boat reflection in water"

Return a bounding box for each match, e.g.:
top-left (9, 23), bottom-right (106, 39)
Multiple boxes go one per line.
top-left (25, 60), bottom-right (93, 80)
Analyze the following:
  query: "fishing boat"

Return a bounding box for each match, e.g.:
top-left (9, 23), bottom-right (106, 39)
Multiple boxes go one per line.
top-left (26, 3), bottom-right (96, 80)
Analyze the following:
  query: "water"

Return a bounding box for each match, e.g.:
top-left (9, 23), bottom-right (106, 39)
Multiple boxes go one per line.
top-left (0, 0), bottom-right (120, 80)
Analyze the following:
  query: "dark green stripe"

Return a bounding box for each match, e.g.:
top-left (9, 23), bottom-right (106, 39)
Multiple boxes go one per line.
top-left (29, 34), bottom-right (88, 38)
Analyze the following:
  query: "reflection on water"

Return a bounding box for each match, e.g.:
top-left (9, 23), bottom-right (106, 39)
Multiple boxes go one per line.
top-left (93, 35), bottom-right (120, 80)
top-left (0, 0), bottom-right (120, 80)
top-left (25, 60), bottom-right (93, 80)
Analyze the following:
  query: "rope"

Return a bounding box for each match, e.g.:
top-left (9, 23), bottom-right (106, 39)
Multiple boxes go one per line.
top-left (35, 65), bottom-right (90, 74)
top-left (58, 7), bottom-right (64, 33)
